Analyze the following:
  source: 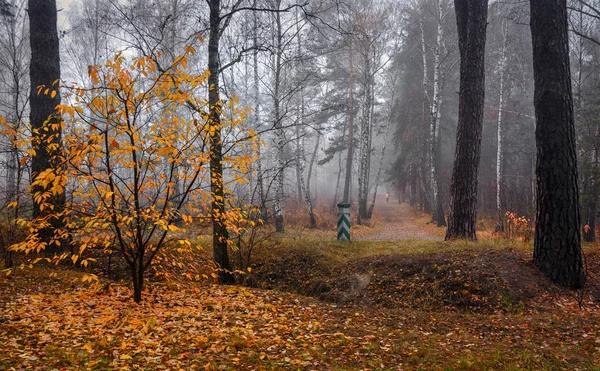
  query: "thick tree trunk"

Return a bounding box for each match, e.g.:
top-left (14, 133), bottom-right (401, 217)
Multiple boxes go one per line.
top-left (208, 0), bottom-right (234, 284)
top-left (530, 0), bottom-right (585, 289)
top-left (28, 0), bottom-right (65, 251)
top-left (445, 0), bottom-right (488, 240)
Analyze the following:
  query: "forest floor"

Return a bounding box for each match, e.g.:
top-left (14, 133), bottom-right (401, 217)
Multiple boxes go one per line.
top-left (1, 200), bottom-right (600, 370)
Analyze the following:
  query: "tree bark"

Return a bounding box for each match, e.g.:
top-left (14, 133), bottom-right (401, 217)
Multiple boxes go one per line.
top-left (445, 0), bottom-right (488, 240)
top-left (530, 0), bottom-right (585, 289)
top-left (252, 4), bottom-right (267, 218)
top-left (28, 0), bottom-right (65, 251)
top-left (208, 0), bottom-right (234, 284)
top-left (428, 0), bottom-right (446, 227)
top-left (272, 1), bottom-right (285, 233)
top-left (342, 38), bottom-right (355, 205)
top-left (299, 134), bottom-right (318, 228)
top-left (495, 21), bottom-right (508, 233)
top-left (358, 47), bottom-right (373, 222)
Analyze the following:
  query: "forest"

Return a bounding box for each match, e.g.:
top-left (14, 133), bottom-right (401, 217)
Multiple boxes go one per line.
top-left (0, 0), bottom-right (599, 369)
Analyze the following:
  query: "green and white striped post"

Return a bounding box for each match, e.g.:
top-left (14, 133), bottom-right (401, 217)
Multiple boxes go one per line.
top-left (337, 203), bottom-right (351, 241)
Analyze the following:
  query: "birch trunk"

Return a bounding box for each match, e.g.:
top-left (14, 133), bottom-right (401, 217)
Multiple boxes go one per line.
top-left (342, 38), bottom-right (355, 205)
top-left (252, 4), bottom-right (267, 218)
top-left (295, 124), bottom-right (303, 203)
top-left (367, 134), bottom-right (387, 219)
top-left (429, 0), bottom-right (446, 227)
top-left (272, 2), bottom-right (285, 232)
top-left (299, 133), bottom-right (319, 228)
top-left (495, 21), bottom-right (508, 232)
top-left (419, 17), bottom-right (432, 216)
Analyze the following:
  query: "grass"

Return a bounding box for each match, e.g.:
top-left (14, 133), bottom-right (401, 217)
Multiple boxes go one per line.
top-left (1, 204), bottom-right (600, 370)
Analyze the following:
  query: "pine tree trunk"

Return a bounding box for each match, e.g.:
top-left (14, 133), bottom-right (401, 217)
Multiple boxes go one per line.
top-left (208, 0), bottom-right (234, 284)
top-left (445, 0), bottom-right (488, 240)
top-left (530, 0), bottom-right (585, 289)
top-left (28, 0), bottom-right (65, 252)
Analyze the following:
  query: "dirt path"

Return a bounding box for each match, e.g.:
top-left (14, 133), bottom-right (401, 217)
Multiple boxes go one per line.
top-left (355, 198), bottom-right (443, 241)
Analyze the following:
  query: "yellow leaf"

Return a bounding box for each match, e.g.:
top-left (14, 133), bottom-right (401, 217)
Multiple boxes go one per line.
top-left (120, 354), bottom-right (131, 360)
top-left (51, 90), bottom-right (57, 99)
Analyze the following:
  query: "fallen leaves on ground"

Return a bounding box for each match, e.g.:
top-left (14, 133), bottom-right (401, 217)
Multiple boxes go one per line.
top-left (1, 273), bottom-right (600, 370)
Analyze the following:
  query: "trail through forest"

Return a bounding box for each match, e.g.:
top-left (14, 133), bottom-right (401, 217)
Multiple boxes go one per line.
top-left (355, 198), bottom-right (443, 241)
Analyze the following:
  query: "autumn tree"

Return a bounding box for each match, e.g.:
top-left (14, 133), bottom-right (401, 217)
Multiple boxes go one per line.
top-left (530, 0), bottom-right (585, 288)
top-left (445, 0), bottom-right (488, 240)
top-left (206, 0), bottom-right (235, 283)
top-left (28, 0), bottom-right (65, 250)
top-left (13, 47), bottom-right (254, 302)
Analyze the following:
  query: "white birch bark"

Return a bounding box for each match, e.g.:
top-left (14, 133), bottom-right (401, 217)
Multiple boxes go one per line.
top-left (495, 20), bottom-right (508, 232)
top-left (342, 38), bottom-right (355, 205)
top-left (299, 131), bottom-right (319, 228)
top-left (272, 3), bottom-right (285, 232)
top-left (428, 0), bottom-right (446, 226)
top-left (252, 3), bottom-right (266, 217)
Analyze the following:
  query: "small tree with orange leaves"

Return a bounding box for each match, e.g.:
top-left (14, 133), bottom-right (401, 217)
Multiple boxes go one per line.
top-left (11, 47), bottom-right (256, 303)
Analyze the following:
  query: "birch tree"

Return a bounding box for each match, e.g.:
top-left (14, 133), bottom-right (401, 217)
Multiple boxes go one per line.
top-left (423, 0), bottom-right (448, 227)
top-left (494, 17), bottom-right (508, 232)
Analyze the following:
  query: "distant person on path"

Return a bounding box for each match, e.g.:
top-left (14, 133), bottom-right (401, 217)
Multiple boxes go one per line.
top-left (385, 193), bottom-right (390, 203)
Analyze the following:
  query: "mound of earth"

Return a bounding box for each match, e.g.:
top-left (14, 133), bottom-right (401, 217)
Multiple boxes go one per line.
top-left (252, 246), bottom-right (600, 312)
